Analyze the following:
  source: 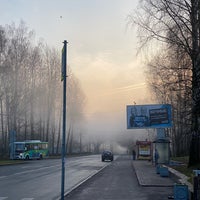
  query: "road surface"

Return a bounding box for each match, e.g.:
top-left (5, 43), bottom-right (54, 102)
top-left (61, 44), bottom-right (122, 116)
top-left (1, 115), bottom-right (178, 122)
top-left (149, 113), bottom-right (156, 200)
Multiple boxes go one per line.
top-left (0, 155), bottom-right (110, 200)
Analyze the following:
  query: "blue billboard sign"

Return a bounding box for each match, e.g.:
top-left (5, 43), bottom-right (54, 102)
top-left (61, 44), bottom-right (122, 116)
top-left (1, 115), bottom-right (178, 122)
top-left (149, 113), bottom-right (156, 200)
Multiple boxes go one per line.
top-left (127, 104), bottom-right (172, 129)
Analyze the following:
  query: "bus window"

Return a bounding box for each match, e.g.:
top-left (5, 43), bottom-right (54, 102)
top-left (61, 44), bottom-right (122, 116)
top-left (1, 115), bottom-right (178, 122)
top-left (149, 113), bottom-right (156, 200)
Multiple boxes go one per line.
top-left (34, 145), bottom-right (38, 150)
top-left (42, 143), bottom-right (48, 150)
top-left (15, 144), bottom-right (24, 151)
top-left (25, 144), bottom-right (30, 151)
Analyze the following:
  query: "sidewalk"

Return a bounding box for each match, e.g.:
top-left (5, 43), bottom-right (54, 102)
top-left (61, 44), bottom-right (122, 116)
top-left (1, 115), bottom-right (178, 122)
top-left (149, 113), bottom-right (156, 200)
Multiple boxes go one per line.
top-left (133, 159), bottom-right (196, 200)
top-left (65, 155), bottom-right (174, 200)
top-left (133, 160), bottom-right (174, 187)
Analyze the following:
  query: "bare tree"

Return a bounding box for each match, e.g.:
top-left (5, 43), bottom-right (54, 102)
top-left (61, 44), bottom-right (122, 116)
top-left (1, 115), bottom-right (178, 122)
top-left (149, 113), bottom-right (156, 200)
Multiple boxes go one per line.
top-left (145, 47), bottom-right (192, 156)
top-left (0, 21), bottom-right (87, 157)
top-left (65, 68), bottom-right (86, 154)
top-left (0, 26), bottom-right (7, 157)
top-left (129, 0), bottom-right (200, 165)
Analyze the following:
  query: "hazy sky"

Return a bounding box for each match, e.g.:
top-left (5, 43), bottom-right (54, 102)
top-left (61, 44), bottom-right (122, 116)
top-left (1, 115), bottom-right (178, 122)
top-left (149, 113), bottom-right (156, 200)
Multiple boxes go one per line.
top-left (0, 0), bottom-right (152, 140)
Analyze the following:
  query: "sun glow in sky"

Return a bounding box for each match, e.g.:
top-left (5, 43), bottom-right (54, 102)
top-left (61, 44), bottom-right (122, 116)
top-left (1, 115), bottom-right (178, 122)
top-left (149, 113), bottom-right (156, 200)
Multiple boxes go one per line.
top-left (0, 0), bottom-right (153, 138)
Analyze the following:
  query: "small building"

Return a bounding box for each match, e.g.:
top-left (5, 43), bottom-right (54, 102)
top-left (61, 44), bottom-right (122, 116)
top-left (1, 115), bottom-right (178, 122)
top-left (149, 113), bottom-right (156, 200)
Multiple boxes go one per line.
top-left (153, 129), bottom-right (170, 164)
top-left (153, 138), bottom-right (170, 164)
top-left (136, 140), bottom-right (152, 160)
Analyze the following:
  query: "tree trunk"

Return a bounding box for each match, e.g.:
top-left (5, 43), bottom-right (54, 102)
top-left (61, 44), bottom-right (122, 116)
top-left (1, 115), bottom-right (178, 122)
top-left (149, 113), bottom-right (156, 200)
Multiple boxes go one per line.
top-left (189, 0), bottom-right (200, 166)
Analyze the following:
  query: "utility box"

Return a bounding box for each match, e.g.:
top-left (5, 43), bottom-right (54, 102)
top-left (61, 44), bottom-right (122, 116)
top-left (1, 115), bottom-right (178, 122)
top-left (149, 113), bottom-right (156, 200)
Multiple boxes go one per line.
top-left (193, 175), bottom-right (200, 200)
top-left (174, 184), bottom-right (188, 200)
top-left (159, 166), bottom-right (169, 177)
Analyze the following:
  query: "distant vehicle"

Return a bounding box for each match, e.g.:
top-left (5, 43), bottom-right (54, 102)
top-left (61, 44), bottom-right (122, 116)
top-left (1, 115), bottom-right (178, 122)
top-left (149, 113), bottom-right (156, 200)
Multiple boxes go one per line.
top-left (10, 140), bottom-right (49, 160)
top-left (101, 150), bottom-right (114, 162)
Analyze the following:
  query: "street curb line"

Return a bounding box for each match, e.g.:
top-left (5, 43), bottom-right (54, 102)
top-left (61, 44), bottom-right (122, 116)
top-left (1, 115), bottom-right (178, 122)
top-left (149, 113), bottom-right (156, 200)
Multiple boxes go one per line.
top-left (132, 161), bottom-right (173, 187)
top-left (165, 165), bottom-right (193, 193)
top-left (54, 163), bottom-right (110, 200)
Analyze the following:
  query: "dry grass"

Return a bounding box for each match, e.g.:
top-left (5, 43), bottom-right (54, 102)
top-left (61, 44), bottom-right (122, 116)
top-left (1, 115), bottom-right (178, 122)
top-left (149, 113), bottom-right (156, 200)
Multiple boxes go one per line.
top-left (0, 159), bottom-right (26, 165)
top-left (171, 156), bottom-right (200, 183)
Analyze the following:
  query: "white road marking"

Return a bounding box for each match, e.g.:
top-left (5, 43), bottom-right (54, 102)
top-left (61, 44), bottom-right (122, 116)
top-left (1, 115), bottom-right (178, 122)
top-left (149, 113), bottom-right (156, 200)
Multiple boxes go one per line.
top-left (14, 164), bottom-right (60, 176)
top-left (21, 165), bottom-right (42, 169)
top-left (21, 198), bottom-right (34, 200)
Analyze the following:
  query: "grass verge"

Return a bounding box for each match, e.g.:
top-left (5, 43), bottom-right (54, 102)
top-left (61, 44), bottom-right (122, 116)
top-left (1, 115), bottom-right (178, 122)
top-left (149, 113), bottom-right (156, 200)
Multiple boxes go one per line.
top-left (0, 159), bottom-right (26, 165)
top-left (170, 156), bottom-right (200, 184)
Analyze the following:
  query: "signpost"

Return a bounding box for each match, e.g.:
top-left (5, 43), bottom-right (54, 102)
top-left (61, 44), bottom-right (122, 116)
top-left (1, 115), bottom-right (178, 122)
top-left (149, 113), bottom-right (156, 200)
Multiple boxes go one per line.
top-left (9, 130), bottom-right (16, 159)
top-left (61, 40), bottom-right (67, 200)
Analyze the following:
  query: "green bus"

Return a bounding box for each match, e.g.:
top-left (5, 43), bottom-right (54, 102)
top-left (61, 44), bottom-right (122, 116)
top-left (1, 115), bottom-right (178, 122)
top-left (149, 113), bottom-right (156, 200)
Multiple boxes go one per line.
top-left (10, 140), bottom-right (49, 160)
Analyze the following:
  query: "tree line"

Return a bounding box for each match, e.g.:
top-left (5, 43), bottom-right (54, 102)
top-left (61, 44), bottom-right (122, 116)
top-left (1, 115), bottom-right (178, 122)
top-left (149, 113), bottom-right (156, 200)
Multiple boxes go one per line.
top-left (0, 21), bottom-right (86, 158)
top-left (129, 0), bottom-right (200, 166)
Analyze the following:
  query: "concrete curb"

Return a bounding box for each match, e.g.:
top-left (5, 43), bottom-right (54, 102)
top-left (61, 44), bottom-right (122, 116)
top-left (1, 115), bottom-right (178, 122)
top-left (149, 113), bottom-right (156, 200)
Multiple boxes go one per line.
top-left (132, 161), bottom-right (174, 187)
top-left (54, 163), bottom-right (110, 200)
top-left (165, 165), bottom-right (193, 193)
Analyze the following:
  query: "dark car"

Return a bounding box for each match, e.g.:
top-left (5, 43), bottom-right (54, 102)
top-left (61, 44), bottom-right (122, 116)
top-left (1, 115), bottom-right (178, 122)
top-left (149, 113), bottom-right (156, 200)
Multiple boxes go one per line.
top-left (101, 150), bottom-right (114, 162)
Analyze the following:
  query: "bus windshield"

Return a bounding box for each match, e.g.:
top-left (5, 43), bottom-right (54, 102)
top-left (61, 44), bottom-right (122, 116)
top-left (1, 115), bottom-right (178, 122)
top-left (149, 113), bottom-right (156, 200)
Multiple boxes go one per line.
top-left (15, 143), bottom-right (25, 151)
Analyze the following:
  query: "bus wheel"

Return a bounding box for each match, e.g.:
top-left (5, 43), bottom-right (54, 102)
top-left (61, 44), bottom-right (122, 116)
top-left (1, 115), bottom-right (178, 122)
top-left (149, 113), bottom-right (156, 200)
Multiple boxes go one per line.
top-left (25, 155), bottom-right (29, 160)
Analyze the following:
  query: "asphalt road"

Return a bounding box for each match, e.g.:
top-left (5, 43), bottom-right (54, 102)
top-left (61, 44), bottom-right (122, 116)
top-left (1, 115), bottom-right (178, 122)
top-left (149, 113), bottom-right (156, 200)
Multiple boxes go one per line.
top-left (0, 155), bottom-right (110, 200)
top-left (65, 155), bottom-right (173, 200)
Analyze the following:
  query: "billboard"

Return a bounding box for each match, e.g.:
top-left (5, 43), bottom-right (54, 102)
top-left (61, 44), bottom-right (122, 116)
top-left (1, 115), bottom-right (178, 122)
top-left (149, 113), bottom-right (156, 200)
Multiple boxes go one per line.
top-left (136, 141), bottom-right (152, 160)
top-left (127, 104), bottom-right (172, 129)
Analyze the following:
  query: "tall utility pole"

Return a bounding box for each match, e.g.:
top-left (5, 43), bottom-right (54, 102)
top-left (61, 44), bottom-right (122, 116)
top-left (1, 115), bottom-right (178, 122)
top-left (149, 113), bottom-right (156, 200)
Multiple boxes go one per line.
top-left (61, 40), bottom-right (67, 200)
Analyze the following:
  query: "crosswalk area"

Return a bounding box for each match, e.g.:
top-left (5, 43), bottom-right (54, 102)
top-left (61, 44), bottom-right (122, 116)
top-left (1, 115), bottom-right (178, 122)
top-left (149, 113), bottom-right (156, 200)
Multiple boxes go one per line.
top-left (0, 197), bottom-right (34, 200)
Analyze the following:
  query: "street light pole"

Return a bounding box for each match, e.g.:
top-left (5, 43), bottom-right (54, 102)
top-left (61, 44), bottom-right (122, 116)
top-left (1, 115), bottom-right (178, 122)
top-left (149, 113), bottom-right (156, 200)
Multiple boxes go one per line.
top-left (61, 40), bottom-right (67, 200)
